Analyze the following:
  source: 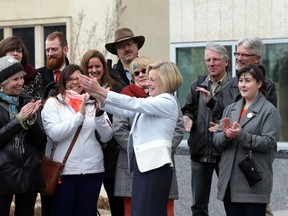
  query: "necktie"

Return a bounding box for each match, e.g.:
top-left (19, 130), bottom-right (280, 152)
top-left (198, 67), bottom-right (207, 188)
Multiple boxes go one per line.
top-left (55, 70), bottom-right (61, 82)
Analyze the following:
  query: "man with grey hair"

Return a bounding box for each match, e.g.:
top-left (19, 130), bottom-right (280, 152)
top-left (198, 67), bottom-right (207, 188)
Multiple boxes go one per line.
top-left (212, 37), bottom-right (277, 122)
top-left (207, 37), bottom-right (277, 216)
top-left (182, 43), bottom-right (231, 216)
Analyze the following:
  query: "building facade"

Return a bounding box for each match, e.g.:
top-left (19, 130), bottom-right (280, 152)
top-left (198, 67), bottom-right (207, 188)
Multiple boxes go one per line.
top-left (170, 0), bottom-right (288, 145)
top-left (0, 0), bottom-right (287, 144)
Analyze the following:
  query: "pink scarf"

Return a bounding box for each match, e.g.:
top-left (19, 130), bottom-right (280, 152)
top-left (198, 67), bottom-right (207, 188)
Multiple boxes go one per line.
top-left (65, 90), bottom-right (90, 112)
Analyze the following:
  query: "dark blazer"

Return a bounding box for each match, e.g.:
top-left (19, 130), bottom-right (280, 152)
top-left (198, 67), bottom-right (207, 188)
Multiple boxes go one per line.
top-left (38, 57), bottom-right (70, 93)
top-left (109, 59), bottom-right (131, 90)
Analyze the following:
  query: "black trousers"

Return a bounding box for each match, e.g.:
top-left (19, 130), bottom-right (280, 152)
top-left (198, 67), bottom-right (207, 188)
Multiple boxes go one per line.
top-left (223, 184), bottom-right (266, 216)
top-left (103, 177), bottom-right (124, 216)
top-left (0, 192), bottom-right (37, 216)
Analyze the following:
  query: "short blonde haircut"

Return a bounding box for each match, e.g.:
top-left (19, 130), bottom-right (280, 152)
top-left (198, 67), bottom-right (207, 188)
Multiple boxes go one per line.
top-left (129, 56), bottom-right (154, 81)
top-left (147, 61), bottom-right (183, 94)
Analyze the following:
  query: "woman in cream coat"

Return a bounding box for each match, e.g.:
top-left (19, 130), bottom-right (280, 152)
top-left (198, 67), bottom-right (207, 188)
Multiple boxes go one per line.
top-left (80, 61), bottom-right (183, 216)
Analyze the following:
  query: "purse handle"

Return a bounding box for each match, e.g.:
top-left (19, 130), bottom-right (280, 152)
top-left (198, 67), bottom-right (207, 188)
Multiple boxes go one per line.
top-left (49, 125), bottom-right (82, 164)
top-left (247, 134), bottom-right (253, 159)
top-left (62, 125), bottom-right (82, 164)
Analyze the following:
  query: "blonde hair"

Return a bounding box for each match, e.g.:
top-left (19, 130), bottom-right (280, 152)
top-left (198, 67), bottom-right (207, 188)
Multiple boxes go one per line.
top-left (147, 61), bottom-right (183, 93)
top-left (129, 56), bottom-right (154, 81)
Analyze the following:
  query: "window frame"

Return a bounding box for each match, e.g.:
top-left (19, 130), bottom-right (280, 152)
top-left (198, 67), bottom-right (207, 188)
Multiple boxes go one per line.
top-left (0, 17), bottom-right (71, 68)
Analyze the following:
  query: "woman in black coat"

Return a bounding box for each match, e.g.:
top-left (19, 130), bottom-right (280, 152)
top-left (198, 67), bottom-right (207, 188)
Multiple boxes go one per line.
top-left (0, 56), bottom-right (46, 215)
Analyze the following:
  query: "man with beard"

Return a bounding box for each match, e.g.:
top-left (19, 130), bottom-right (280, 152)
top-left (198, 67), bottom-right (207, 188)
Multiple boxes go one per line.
top-left (97, 28), bottom-right (145, 216)
top-left (37, 31), bottom-right (69, 216)
top-left (38, 31), bottom-right (69, 96)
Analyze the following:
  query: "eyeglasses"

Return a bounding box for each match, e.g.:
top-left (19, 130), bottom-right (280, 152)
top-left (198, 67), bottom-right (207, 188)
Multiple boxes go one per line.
top-left (66, 77), bottom-right (80, 82)
top-left (116, 40), bottom-right (136, 50)
top-left (233, 52), bottom-right (257, 58)
top-left (204, 58), bottom-right (224, 63)
top-left (7, 48), bottom-right (23, 54)
top-left (134, 69), bottom-right (146, 77)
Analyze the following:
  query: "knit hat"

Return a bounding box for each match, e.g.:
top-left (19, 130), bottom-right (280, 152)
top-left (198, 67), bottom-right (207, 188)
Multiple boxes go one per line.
top-left (0, 56), bottom-right (24, 83)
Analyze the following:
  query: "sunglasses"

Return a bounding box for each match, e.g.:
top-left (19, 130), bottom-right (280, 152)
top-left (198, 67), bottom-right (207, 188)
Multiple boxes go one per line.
top-left (134, 69), bottom-right (146, 77)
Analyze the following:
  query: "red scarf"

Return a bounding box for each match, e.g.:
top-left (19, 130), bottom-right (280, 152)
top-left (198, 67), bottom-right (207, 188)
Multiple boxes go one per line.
top-left (120, 84), bottom-right (148, 98)
top-left (65, 90), bottom-right (90, 112)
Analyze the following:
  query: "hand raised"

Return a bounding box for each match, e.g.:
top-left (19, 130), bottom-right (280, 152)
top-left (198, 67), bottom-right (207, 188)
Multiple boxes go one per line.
top-left (79, 98), bottom-right (86, 116)
top-left (196, 87), bottom-right (211, 103)
top-left (183, 115), bottom-right (193, 132)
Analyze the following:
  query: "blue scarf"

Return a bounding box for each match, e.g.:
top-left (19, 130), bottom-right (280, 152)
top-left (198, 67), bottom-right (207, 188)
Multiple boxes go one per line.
top-left (0, 91), bottom-right (25, 154)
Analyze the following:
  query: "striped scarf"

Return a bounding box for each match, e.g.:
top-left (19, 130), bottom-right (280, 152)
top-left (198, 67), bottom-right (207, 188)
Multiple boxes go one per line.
top-left (0, 91), bottom-right (25, 154)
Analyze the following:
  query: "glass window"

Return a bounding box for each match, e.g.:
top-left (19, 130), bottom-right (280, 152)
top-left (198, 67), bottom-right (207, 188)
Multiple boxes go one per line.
top-left (176, 45), bottom-right (232, 106)
top-left (44, 25), bottom-right (66, 39)
top-left (174, 40), bottom-right (288, 142)
top-left (0, 29), bottom-right (3, 40)
top-left (261, 43), bottom-right (288, 141)
top-left (13, 27), bottom-right (35, 67)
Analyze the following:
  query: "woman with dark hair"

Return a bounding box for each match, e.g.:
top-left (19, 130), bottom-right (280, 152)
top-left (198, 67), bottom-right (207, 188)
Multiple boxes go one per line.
top-left (41, 64), bottom-right (113, 215)
top-left (81, 50), bottom-right (125, 216)
top-left (0, 36), bottom-right (43, 99)
top-left (213, 64), bottom-right (281, 216)
top-left (81, 50), bottom-right (120, 91)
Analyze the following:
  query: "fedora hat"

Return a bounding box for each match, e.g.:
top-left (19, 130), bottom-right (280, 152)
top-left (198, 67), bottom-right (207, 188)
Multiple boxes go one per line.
top-left (105, 28), bottom-right (145, 55)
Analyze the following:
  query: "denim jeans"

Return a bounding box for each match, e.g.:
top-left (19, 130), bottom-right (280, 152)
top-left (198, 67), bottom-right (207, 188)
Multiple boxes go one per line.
top-left (191, 160), bottom-right (219, 216)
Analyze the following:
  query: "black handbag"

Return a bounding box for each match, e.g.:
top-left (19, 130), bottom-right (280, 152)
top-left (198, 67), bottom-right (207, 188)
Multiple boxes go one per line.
top-left (238, 136), bottom-right (262, 187)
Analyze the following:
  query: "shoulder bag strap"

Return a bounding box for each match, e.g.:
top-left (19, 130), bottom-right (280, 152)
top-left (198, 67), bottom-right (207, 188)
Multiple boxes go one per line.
top-left (62, 125), bottom-right (82, 164)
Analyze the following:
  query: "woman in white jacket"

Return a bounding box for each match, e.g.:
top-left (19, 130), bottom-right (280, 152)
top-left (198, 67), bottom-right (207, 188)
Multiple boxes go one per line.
top-left (79, 61), bottom-right (183, 216)
top-left (41, 64), bottom-right (113, 216)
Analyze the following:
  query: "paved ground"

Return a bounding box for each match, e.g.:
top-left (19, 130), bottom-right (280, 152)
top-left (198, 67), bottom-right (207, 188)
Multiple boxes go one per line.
top-left (174, 154), bottom-right (288, 216)
top-left (98, 209), bottom-right (111, 216)
top-left (9, 154), bottom-right (288, 216)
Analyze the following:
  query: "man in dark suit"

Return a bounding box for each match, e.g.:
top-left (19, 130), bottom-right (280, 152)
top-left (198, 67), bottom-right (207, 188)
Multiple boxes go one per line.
top-left (38, 31), bottom-right (69, 97)
top-left (37, 31), bottom-right (69, 216)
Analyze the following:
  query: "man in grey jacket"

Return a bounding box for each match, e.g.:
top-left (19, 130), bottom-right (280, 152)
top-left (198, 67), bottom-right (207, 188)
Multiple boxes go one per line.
top-left (182, 43), bottom-right (231, 216)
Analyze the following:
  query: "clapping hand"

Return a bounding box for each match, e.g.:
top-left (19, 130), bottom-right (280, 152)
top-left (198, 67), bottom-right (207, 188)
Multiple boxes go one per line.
top-left (79, 98), bottom-right (86, 116)
top-left (18, 99), bottom-right (42, 121)
top-left (221, 117), bottom-right (241, 139)
top-left (208, 122), bottom-right (218, 132)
